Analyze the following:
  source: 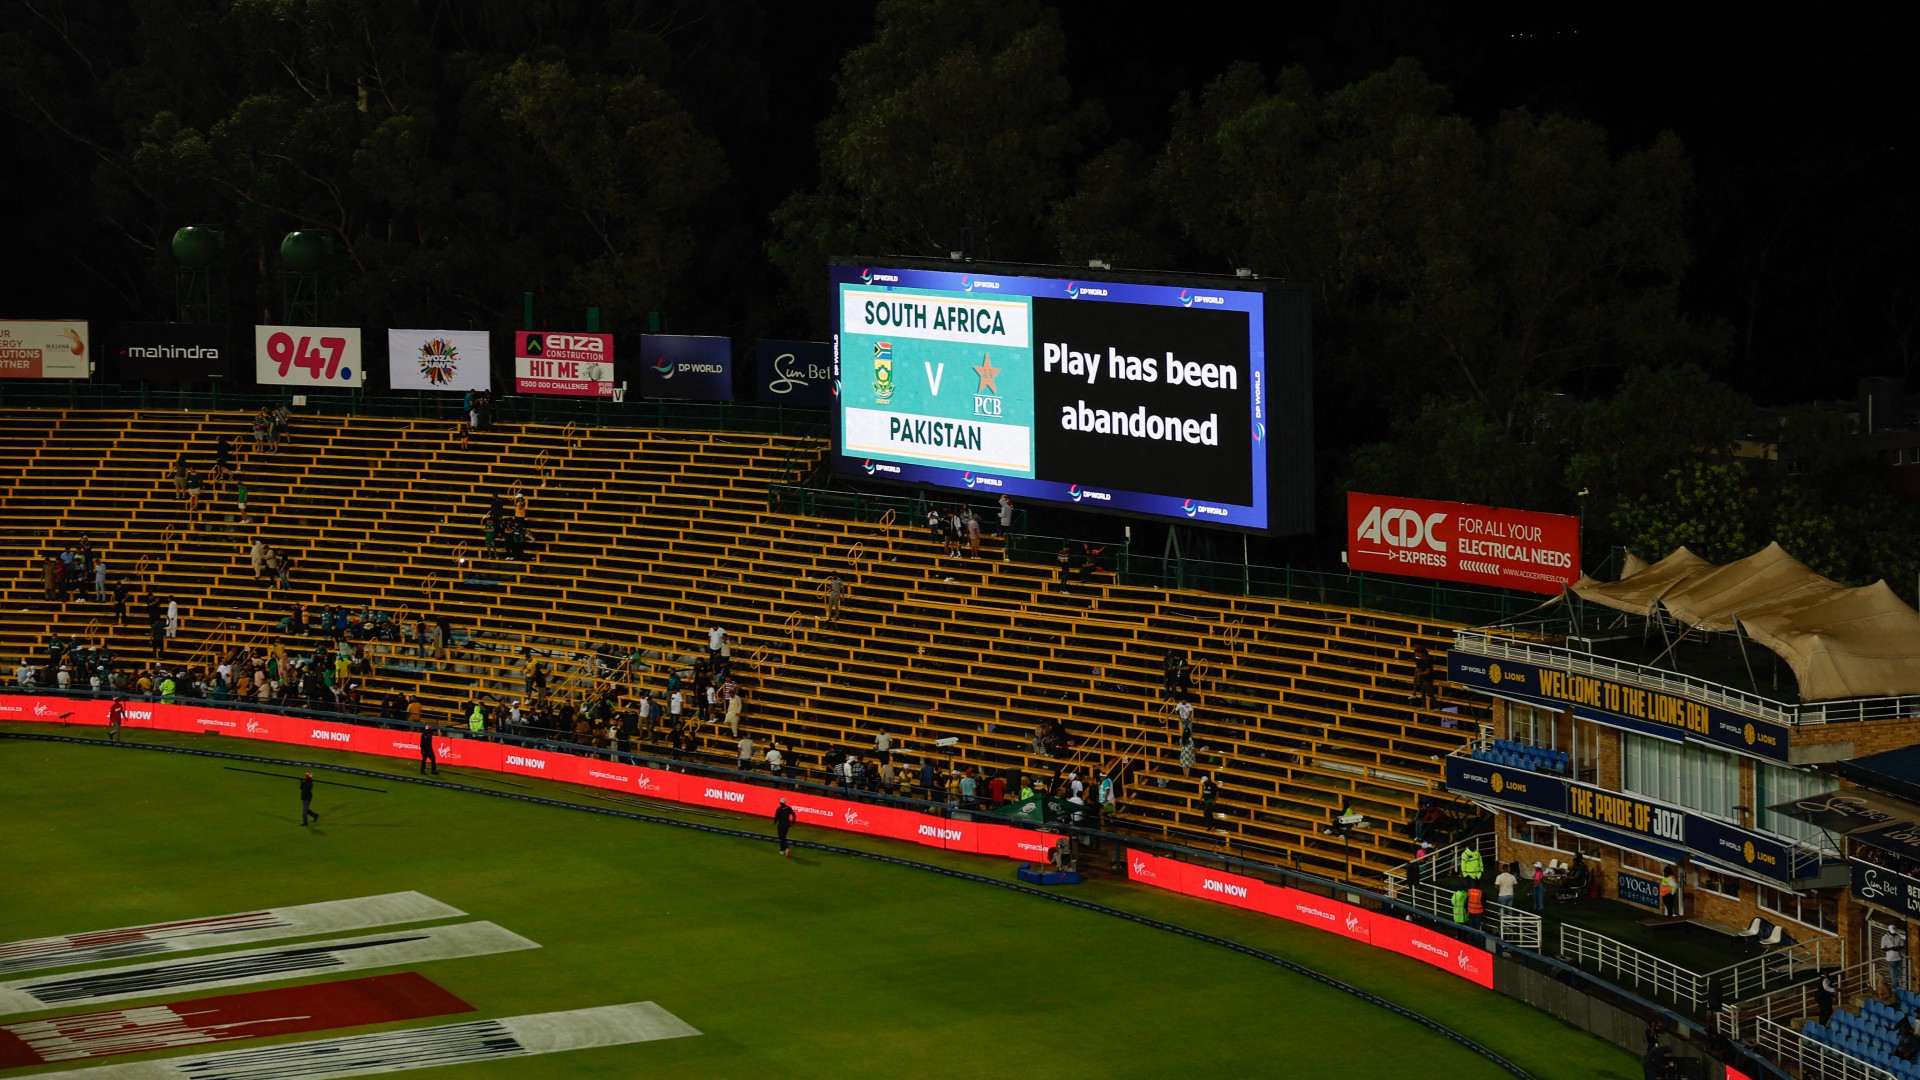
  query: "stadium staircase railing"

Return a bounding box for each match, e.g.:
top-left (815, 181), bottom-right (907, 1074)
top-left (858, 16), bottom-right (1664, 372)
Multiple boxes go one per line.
top-left (1397, 881), bottom-right (1543, 951)
top-left (1726, 958), bottom-right (1879, 1040)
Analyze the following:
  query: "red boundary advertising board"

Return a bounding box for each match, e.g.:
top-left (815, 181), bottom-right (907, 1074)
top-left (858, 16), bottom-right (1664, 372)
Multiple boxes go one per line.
top-left (1126, 849), bottom-right (1492, 988)
top-left (0, 697), bottom-right (1051, 863)
top-left (1346, 491), bottom-right (1579, 596)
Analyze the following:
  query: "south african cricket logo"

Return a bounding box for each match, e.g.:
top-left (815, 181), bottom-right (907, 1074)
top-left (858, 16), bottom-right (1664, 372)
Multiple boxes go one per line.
top-left (872, 341), bottom-right (894, 402)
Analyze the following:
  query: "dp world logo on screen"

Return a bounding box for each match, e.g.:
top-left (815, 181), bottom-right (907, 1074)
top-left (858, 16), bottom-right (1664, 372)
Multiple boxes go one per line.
top-left (1065, 281), bottom-right (1079, 299)
top-left (1254, 421), bottom-right (1266, 442)
top-left (962, 472), bottom-right (977, 488)
top-left (861, 267), bottom-right (873, 284)
top-left (651, 356), bottom-right (675, 379)
top-left (1069, 485), bottom-right (1084, 503)
top-left (1179, 289), bottom-right (1194, 307)
top-left (862, 459), bottom-right (877, 476)
top-left (961, 275), bottom-right (974, 292)
top-left (1181, 499), bottom-right (1198, 518)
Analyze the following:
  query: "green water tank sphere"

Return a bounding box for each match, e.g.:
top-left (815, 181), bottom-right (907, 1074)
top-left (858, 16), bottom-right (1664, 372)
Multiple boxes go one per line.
top-left (171, 225), bottom-right (224, 267)
top-left (280, 230), bottom-right (334, 273)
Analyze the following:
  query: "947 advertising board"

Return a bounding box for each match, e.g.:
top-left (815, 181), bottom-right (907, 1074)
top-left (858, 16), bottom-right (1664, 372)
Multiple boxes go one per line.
top-left (0, 320), bottom-right (90, 379)
top-left (516, 331), bottom-right (614, 397)
top-left (255, 325), bottom-right (364, 388)
top-left (1447, 651), bottom-right (1790, 762)
top-left (1347, 492), bottom-right (1579, 596)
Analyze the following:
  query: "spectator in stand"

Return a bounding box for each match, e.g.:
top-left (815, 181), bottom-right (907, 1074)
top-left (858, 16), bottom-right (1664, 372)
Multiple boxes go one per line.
top-left (1056, 544), bottom-right (1072, 587)
top-left (824, 571), bottom-right (846, 623)
top-left (722, 677), bottom-right (743, 737)
top-left (708, 626), bottom-right (727, 663)
top-left (965, 509), bottom-right (982, 558)
top-left (235, 479), bottom-right (251, 523)
top-left (926, 508), bottom-right (944, 554)
top-left (1199, 773), bottom-right (1219, 821)
top-left (250, 538), bottom-right (267, 579)
top-left (93, 557), bottom-right (108, 603)
top-left (1179, 737), bottom-right (1196, 777)
top-left (277, 551), bottom-right (294, 590)
top-left (959, 768), bottom-right (979, 809)
top-left (1411, 645), bottom-right (1437, 707)
top-left (997, 493), bottom-right (1014, 537)
top-left (765, 743), bottom-right (786, 778)
top-left (989, 772), bottom-right (1007, 806)
top-left (1532, 862), bottom-right (1549, 912)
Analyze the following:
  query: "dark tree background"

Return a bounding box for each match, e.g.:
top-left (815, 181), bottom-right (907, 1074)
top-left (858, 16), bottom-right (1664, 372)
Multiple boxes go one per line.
top-left (5, 1), bottom-right (1918, 590)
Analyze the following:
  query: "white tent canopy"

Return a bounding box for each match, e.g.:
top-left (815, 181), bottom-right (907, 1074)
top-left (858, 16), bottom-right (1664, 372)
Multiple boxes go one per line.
top-left (1575, 543), bottom-right (1920, 702)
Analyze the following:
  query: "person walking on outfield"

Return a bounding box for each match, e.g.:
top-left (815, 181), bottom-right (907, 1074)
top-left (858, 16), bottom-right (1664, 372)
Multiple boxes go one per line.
top-left (419, 725), bottom-right (438, 775)
top-left (775, 797), bottom-right (796, 856)
top-left (299, 771), bottom-right (320, 826)
top-left (106, 697), bottom-right (125, 742)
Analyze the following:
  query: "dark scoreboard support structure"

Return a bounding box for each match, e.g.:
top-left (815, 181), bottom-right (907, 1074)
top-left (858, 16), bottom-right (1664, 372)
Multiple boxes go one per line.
top-left (828, 259), bottom-right (1312, 535)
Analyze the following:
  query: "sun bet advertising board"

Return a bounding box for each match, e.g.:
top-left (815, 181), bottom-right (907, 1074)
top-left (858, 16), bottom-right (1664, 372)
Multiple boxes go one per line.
top-left (830, 261), bottom-right (1310, 533)
top-left (1346, 491), bottom-right (1580, 595)
top-left (0, 320), bottom-right (90, 378)
top-left (515, 331), bottom-right (614, 397)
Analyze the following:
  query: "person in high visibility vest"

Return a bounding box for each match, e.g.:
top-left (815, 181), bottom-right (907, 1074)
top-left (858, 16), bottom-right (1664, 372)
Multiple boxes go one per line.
top-left (1450, 888), bottom-right (1469, 924)
top-left (1460, 846), bottom-right (1485, 882)
top-left (1660, 865), bottom-right (1680, 917)
top-left (467, 702), bottom-right (486, 740)
top-left (1467, 887), bottom-right (1485, 930)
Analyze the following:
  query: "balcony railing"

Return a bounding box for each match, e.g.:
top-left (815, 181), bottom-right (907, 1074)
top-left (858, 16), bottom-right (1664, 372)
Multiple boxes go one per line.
top-left (1452, 628), bottom-right (1920, 727)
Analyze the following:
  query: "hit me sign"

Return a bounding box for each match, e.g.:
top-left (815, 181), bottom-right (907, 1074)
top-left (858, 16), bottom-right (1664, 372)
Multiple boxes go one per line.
top-left (1347, 492), bottom-right (1580, 595)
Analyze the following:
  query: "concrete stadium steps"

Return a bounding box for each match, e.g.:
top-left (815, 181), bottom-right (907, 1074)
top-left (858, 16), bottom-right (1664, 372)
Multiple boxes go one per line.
top-left (0, 408), bottom-right (1479, 881)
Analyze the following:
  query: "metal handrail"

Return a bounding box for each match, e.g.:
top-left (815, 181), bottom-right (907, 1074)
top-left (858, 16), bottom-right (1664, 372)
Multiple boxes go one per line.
top-left (1561, 922), bottom-right (1839, 1012)
top-left (1753, 1016), bottom-right (1897, 1080)
top-left (1453, 628), bottom-right (1920, 727)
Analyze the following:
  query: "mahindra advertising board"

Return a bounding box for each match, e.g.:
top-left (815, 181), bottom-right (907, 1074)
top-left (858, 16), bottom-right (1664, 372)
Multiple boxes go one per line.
top-left (1346, 491), bottom-right (1580, 596)
top-left (1126, 848), bottom-right (1492, 988)
top-left (0, 696), bottom-right (1051, 862)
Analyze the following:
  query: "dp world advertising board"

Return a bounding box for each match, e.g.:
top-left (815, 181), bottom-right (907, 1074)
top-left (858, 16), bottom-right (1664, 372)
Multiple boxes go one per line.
top-left (829, 261), bottom-right (1313, 533)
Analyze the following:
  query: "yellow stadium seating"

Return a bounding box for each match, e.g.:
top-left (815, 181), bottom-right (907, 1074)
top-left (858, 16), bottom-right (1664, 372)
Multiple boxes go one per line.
top-left (0, 409), bottom-right (1479, 880)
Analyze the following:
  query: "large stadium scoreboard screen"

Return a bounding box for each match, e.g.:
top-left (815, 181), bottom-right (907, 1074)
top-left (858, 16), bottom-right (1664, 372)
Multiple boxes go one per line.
top-left (830, 262), bottom-right (1275, 531)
